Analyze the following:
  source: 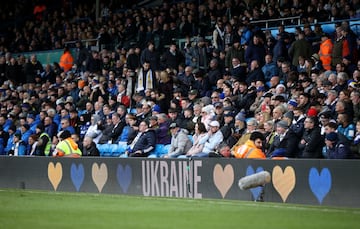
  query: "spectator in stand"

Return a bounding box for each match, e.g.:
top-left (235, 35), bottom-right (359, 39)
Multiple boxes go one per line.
top-left (337, 113), bottom-right (355, 141)
top-left (207, 58), bottom-right (222, 90)
top-left (246, 60), bottom-right (265, 86)
top-left (140, 41), bottom-right (160, 71)
top-left (8, 133), bottom-right (26, 156)
top-left (331, 25), bottom-right (350, 69)
top-left (273, 32), bottom-right (291, 63)
top-left (324, 131), bottom-right (353, 159)
top-left (160, 43), bottom-right (184, 70)
top-left (298, 116), bottom-right (323, 158)
top-left (262, 54), bottom-right (279, 83)
top-left (163, 122), bottom-right (192, 158)
top-left (288, 31), bottom-right (313, 67)
top-left (268, 119), bottom-right (299, 158)
top-left (231, 118), bottom-right (258, 153)
top-left (59, 118), bottom-right (75, 135)
top-left (154, 113), bottom-right (171, 145)
top-left (82, 136), bottom-right (100, 156)
top-left (191, 120), bottom-right (223, 157)
top-left (245, 33), bottom-right (266, 68)
top-left (125, 120), bottom-right (156, 157)
top-left (24, 54), bottom-right (43, 86)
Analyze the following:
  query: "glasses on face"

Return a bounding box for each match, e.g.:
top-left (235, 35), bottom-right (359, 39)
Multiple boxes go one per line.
top-left (211, 96), bottom-right (218, 99)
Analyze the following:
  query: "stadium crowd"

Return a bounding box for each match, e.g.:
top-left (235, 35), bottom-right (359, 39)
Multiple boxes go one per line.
top-left (0, 0), bottom-right (360, 159)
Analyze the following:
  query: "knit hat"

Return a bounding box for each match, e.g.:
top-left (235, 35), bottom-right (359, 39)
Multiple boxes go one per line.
top-left (27, 113), bottom-right (35, 120)
top-left (307, 108), bottom-right (318, 117)
top-left (14, 132), bottom-right (22, 139)
top-left (8, 125), bottom-right (17, 132)
top-left (325, 132), bottom-right (338, 142)
top-left (235, 111), bottom-right (246, 121)
top-left (287, 99), bottom-right (298, 107)
top-left (22, 124), bottom-right (30, 130)
top-left (152, 104), bottom-right (161, 113)
top-left (36, 123), bottom-right (45, 131)
top-left (284, 111), bottom-right (294, 120)
top-left (277, 120), bottom-right (289, 129)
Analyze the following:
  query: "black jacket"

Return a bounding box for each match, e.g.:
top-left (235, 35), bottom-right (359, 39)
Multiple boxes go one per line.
top-left (82, 142), bottom-right (100, 156)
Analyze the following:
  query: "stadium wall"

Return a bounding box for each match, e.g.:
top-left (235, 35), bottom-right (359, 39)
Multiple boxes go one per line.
top-left (0, 157), bottom-right (359, 208)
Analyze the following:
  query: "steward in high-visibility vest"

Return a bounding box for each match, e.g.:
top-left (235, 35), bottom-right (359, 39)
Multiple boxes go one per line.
top-left (35, 124), bottom-right (51, 156)
top-left (39, 132), bottom-right (51, 156)
top-left (232, 131), bottom-right (266, 159)
top-left (54, 130), bottom-right (81, 157)
top-left (59, 47), bottom-right (74, 73)
top-left (319, 33), bottom-right (333, 71)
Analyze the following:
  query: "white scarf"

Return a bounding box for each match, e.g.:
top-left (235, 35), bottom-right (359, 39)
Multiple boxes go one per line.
top-left (137, 69), bottom-right (153, 92)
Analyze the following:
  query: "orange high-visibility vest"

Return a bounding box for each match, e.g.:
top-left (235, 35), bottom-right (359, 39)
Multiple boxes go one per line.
top-left (59, 51), bottom-right (74, 72)
top-left (233, 140), bottom-right (266, 159)
top-left (319, 39), bottom-right (333, 70)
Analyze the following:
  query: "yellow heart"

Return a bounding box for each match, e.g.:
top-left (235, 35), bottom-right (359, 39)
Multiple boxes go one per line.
top-left (92, 163), bottom-right (108, 193)
top-left (48, 162), bottom-right (63, 191)
top-left (272, 166), bottom-right (296, 202)
top-left (213, 164), bottom-right (234, 198)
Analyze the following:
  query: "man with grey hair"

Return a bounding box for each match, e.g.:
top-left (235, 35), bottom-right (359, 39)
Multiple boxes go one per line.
top-left (231, 118), bottom-right (258, 153)
top-left (326, 89), bottom-right (339, 116)
top-left (335, 72), bottom-right (349, 92)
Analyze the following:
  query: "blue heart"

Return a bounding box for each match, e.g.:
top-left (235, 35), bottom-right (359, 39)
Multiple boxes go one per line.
top-left (70, 163), bottom-right (84, 192)
top-left (117, 164), bottom-right (132, 193)
top-left (246, 166), bottom-right (264, 200)
top-left (309, 168), bottom-right (332, 204)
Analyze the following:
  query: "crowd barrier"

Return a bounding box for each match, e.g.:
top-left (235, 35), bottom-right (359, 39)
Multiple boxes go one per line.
top-left (0, 156), bottom-right (359, 208)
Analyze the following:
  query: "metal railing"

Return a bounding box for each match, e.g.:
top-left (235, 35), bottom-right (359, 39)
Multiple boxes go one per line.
top-left (64, 38), bottom-right (98, 49)
top-left (249, 16), bottom-right (302, 28)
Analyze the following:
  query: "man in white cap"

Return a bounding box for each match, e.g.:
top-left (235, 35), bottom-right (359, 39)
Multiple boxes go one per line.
top-left (193, 120), bottom-right (223, 157)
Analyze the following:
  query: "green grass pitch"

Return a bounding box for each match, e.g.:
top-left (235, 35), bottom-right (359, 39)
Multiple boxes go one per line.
top-left (0, 189), bottom-right (359, 229)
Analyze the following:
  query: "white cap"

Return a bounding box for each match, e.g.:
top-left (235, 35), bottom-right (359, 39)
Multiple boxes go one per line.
top-left (209, 120), bottom-right (220, 127)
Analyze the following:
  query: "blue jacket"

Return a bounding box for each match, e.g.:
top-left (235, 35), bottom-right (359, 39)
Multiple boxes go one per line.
top-left (261, 61), bottom-right (279, 82)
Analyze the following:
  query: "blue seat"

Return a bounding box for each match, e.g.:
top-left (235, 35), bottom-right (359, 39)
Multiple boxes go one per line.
top-left (109, 144), bottom-right (120, 157)
top-left (112, 143), bottom-right (127, 157)
top-left (163, 144), bottom-right (171, 156)
top-left (147, 144), bottom-right (163, 158)
top-left (97, 144), bottom-right (110, 157)
top-left (153, 144), bottom-right (171, 158)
